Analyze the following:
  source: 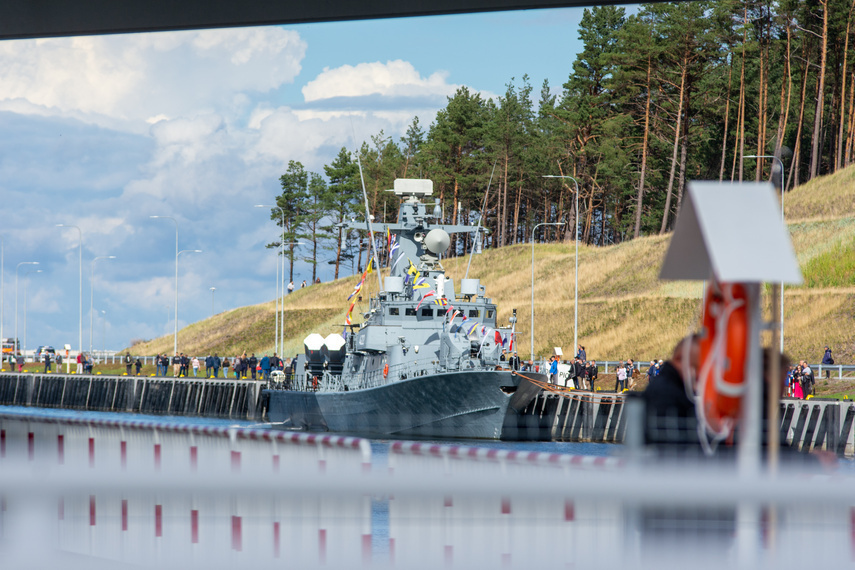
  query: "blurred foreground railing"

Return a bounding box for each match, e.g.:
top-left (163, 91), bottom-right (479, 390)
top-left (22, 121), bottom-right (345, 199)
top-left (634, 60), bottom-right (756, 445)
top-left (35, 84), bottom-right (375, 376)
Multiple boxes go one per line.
top-left (0, 412), bottom-right (853, 569)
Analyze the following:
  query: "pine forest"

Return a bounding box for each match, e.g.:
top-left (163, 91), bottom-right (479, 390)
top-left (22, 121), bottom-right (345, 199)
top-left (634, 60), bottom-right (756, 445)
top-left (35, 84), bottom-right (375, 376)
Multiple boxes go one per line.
top-left (269, 0), bottom-right (853, 277)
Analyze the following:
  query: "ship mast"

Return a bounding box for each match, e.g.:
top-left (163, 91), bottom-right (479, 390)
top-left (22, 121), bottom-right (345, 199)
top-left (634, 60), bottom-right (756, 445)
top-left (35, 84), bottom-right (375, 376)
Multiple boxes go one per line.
top-left (355, 152), bottom-right (383, 292)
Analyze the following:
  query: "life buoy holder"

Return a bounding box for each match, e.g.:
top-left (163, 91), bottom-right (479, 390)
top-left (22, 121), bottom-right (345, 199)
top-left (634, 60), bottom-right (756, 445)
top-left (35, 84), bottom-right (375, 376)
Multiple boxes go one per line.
top-left (383, 363), bottom-right (389, 379)
top-left (697, 281), bottom-right (749, 438)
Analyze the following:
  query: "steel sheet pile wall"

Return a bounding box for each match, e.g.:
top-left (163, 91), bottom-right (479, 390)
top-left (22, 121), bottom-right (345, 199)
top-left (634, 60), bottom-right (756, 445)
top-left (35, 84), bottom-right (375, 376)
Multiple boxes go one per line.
top-left (507, 392), bottom-right (626, 443)
top-left (387, 441), bottom-right (625, 568)
top-left (0, 374), bottom-right (263, 419)
top-left (780, 399), bottom-right (854, 456)
top-left (0, 413), bottom-right (372, 568)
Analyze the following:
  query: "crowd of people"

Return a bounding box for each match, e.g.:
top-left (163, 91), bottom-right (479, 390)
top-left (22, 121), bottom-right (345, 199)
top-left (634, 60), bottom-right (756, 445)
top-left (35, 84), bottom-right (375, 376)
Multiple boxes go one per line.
top-left (145, 351), bottom-right (297, 382)
top-left (787, 360), bottom-right (814, 399)
top-left (518, 343), bottom-right (842, 399)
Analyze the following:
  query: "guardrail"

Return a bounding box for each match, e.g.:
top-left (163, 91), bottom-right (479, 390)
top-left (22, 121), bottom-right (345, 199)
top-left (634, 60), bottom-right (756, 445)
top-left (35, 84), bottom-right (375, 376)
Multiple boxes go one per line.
top-left (575, 359), bottom-right (855, 379)
top-left (0, 413), bottom-right (850, 569)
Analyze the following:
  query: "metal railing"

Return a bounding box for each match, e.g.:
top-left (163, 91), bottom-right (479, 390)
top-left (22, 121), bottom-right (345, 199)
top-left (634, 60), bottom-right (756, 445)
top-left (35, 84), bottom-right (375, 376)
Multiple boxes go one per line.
top-left (276, 355), bottom-right (508, 393)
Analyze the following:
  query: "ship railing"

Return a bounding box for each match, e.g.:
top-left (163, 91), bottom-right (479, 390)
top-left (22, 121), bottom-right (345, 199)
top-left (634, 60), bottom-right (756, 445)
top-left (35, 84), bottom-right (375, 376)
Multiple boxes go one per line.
top-left (288, 356), bottom-right (511, 394)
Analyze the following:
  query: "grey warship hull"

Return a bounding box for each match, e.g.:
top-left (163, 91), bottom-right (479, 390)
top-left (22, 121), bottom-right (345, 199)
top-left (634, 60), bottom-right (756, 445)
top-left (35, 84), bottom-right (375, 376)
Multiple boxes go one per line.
top-left (264, 370), bottom-right (545, 439)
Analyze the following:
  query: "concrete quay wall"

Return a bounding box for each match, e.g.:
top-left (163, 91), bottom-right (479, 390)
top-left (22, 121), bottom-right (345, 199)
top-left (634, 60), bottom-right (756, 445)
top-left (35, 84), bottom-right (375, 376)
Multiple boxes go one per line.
top-left (509, 391), bottom-right (855, 457)
top-left (0, 373), bottom-right (264, 420)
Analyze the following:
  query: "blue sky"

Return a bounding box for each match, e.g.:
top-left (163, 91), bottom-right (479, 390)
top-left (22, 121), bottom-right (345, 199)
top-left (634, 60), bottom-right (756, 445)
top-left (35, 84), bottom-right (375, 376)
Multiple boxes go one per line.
top-left (0, 6), bottom-right (622, 354)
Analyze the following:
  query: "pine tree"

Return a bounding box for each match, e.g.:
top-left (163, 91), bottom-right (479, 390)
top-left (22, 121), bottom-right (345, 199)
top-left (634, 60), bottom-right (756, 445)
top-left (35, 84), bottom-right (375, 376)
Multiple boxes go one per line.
top-left (323, 147), bottom-right (361, 280)
top-left (302, 172), bottom-right (332, 283)
top-left (276, 161), bottom-right (309, 282)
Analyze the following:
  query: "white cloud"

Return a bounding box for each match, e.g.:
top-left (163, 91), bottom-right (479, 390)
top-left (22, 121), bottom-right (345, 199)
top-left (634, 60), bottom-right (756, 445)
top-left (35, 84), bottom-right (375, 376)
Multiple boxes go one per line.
top-left (0, 28), bottom-right (306, 130)
top-left (302, 60), bottom-right (457, 101)
top-left (0, 29), bottom-right (475, 351)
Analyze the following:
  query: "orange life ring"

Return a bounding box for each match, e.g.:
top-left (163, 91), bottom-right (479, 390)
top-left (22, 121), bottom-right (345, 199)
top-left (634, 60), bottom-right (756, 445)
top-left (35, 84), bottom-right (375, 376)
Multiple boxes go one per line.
top-left (383, 363), bottom-right (389, 379)
top-left (698, 281), bottom-right (749, 435)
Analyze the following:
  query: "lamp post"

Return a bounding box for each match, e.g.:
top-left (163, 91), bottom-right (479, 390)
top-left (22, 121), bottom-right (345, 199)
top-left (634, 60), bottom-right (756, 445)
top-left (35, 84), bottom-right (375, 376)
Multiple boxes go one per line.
top-left (15, 261), bottom-right (38, 359)
top-left (529, 222), bottom-right (564, 362)
top-left (177, 249), bottom-right (203, 347)
top-left (89, 255), bottom-right (116, 354)
top-left (100, 310), bottom-right (107, 357)
top-left (543, 174), bottom-right (581, 354)
top-left (278, 241), bottom-right (303, 355)
top-left (209, 287), bottom-right (216, 318)
top-left (56, 224), bottom-right (83, 359)
top-left (23, 268), bottom-right (42, 359)
top-left (743, 154), bottom-right (786, 353)
top-left (255, 204), bottom-right (286, 355)
top-left (150, 216), bottom-right (181, 355)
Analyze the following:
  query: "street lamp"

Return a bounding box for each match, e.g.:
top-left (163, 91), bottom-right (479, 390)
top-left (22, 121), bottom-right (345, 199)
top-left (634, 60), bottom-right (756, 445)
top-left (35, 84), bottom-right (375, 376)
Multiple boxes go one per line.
top-left (15, 261), bottom-right (38, 358)
top-left (90, 255), bottom-right (116, 354)
top-left (56, 224), bottom-right (83, 358)
top-left (529, 222), bottom-right (564, 362)
top-left (23, 268), bottom-right (42, 360)
top-left (743, 154), bottom-right (786, 353)
top-left (177, 249), bottom-right (203, 348)
top-left (209, 287), bottom-right (216, 318)
top-left (543, 174), bottom-right (581, 355)
top-left (100, 310), bottom-right (107, 357)
top-left (255, 204), bottom-right (287, 355)
top-left (150, 215), bottom-right (180, 355)
top-left (255, 204), bottom-right (304, 356)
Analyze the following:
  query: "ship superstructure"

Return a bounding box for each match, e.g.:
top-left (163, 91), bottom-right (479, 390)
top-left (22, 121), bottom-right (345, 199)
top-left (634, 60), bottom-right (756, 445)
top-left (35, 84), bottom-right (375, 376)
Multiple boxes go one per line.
top-left (263, 179), bottom-right (544, 439)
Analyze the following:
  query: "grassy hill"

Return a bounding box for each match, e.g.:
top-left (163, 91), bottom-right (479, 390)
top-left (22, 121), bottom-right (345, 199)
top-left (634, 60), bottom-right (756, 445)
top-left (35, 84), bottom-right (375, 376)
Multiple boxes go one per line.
top-left (130, 169), bottom-right (855, 369)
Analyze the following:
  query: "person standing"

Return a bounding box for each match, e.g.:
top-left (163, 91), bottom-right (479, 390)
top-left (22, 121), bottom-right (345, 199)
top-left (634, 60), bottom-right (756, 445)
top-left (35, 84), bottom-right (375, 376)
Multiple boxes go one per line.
top-left (191, 356), bottom-right (200, 377)
top-left (222, 357), bottom-right (231, 379)
top-left (212, 354), bottom-right (221, 378)
top-left (615, 363), bottom-right (627, 392)
top-left (56, 353), bottom-right (63, 372)
top-left (587, 360), bottom-right (598, 391)
top-left (124, 352), bottom-right (132, 375)
top-left (172, 353), bottom-right (180, 377)
top-left (508, 351), bottom-right (521, 372)
top-left (43, 352), bottom-right (52, 373)
top-left (134, 357), bottom-right (142, 376)
top-left (822, 346), bottom-right (834, 379)
top-left (576, 344), bottom-right (586, 362)
top-left (549, 355), bottom-right (559, 385)
top-left (261, 354), bottom-right (271, 382)
top-left (626, 359), bottom-right (636, 389)
top-left (287, 281), bottom-right (294, 294)
top-left (249, 353), bottom-right (258, 380)
top-left (639, 336), bottom-right (701, 447)
top-left (800, 361), bottom-right (814, 397)
top-left (204, 354), bottom-right (212, 378)
top-left (573, 357), bottom-right (585, 389)
top-left (646, 361), bottom-right (657, 386)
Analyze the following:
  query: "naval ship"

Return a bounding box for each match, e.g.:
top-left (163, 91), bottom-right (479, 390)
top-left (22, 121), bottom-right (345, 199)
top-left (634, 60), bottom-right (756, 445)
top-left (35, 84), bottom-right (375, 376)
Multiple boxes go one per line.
top-left (262, 179), bottom-right (546, 439)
